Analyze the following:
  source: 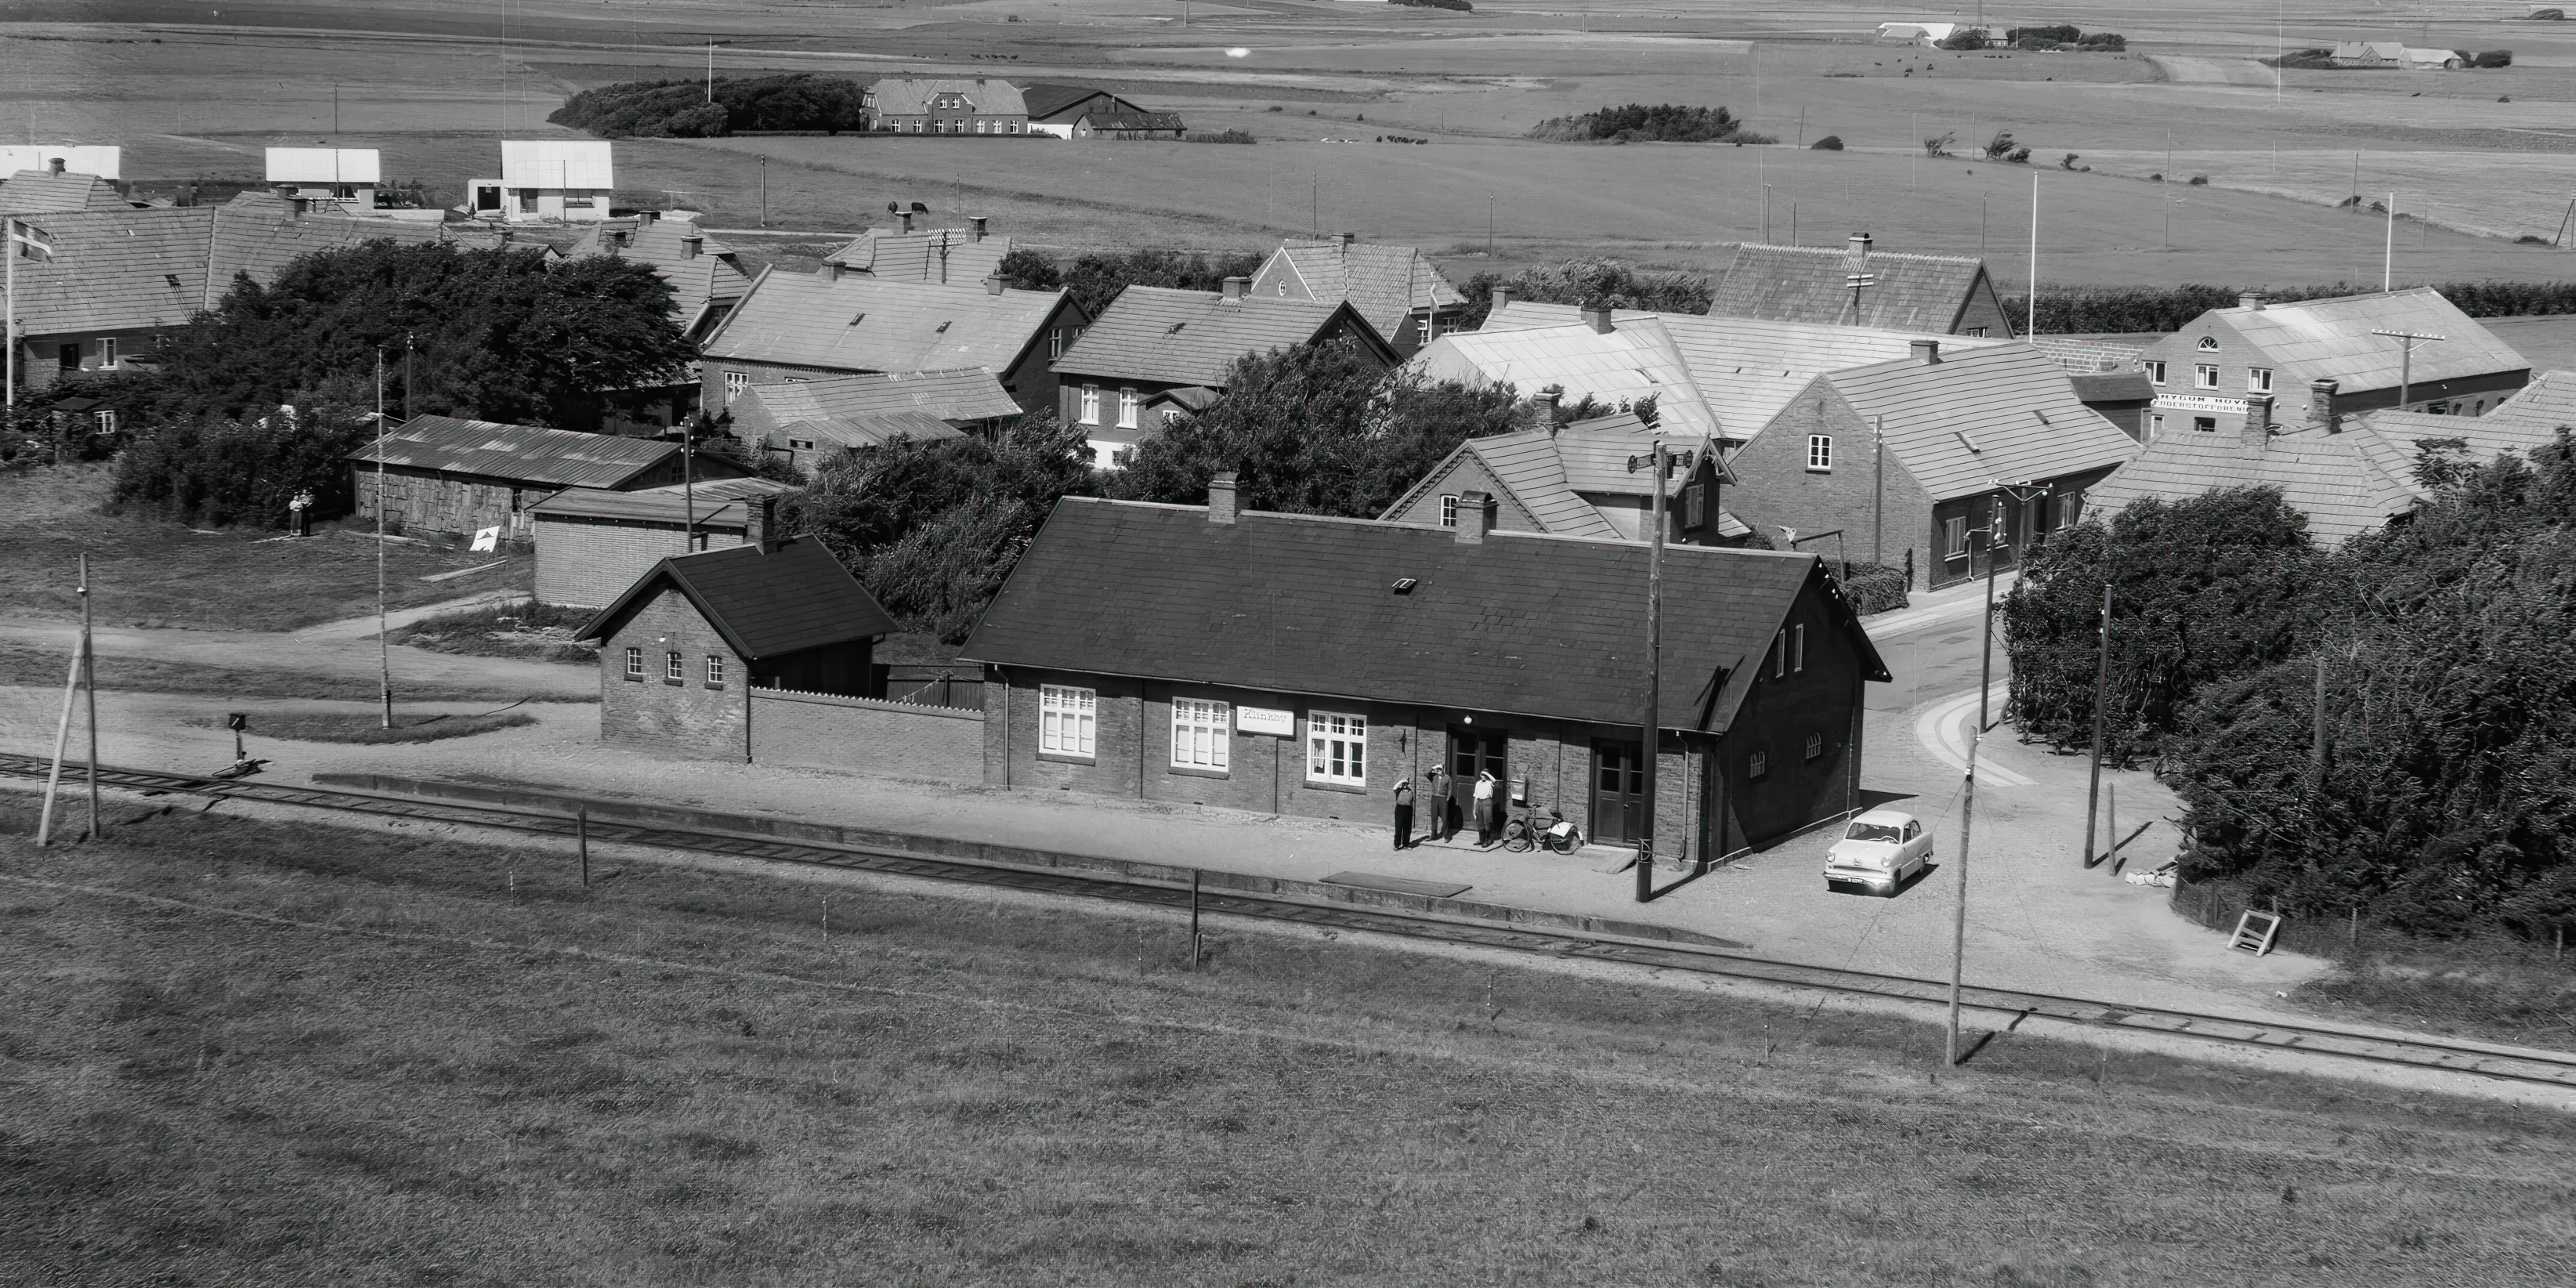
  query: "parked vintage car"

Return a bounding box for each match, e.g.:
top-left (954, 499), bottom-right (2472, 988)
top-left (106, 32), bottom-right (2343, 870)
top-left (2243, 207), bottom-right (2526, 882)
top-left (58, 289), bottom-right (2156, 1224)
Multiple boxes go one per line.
top-left (1823, 809), bottom-right (1933, 895)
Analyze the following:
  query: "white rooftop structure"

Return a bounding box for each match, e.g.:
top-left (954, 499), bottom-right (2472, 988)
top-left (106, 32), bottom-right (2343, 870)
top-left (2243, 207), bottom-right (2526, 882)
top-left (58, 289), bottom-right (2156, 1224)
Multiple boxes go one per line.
top-left (266, 147), bottom-right (381, 184)
top-left (501, 140), bottom-right (613, 190)
top-left (0, 145), bottom-right (120, 180)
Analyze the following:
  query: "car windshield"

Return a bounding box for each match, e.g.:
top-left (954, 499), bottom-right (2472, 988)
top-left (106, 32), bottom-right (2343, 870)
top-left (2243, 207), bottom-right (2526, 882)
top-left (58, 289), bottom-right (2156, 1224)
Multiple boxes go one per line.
top-left (1845, 822), bottom-right (1904, 843)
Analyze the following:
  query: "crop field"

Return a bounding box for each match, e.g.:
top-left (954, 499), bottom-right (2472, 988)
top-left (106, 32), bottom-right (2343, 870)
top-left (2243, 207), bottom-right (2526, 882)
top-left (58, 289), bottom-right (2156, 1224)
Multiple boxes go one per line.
top-left (6, 800), bottom-right (2576, 1285)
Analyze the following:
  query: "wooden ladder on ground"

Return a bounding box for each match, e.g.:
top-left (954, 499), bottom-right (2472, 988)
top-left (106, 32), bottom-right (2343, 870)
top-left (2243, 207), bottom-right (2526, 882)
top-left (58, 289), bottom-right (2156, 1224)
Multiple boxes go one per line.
top-left (2230, 910), bottom-right (2284, 957)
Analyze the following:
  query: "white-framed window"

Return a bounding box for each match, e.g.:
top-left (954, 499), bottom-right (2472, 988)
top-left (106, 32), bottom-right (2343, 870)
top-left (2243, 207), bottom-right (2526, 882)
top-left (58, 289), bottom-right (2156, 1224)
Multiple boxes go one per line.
top-left (2196, 335), bottom-right (2219, 352)
top-left (2194, 416), bottom-right (2218, 433)
top-left (2150, 413), bottom-right (2166, 438)
top-left (1306, 711), bottom-right (1368, 787)
top-left (99, 337), bottom-right (118, 367)
top-left (1416, 315), bottom-right (1432, 346)
top-left (96, 409), bottom-right (117, 434)
top-left (706, 655), bottom-right (725, 687)
top-left (1805, 732), bottom-right (1825, 761)
top-left (2194, 364), bottom-right (2220, 390)
top-left (2248, 367), bottom-right (2273, 393)
top-left (624, 646), bottom-right (644, 680)
top-left (1772, 630), bottom-right (1788, 679)
top-left (1078, 385), bottom-right (1102, 425)
top-left (1749, 751), bottom-right (1768, 780)
top-left (1049, 327), bottom-right (1065, 359)
top-left (1790, 624), bottom-right (1807, 674)
top-left (1160, 409), bottom-right (1185, 428)
top-left (725, 371), bottom-right (748, 397)
top-left (1945, 516), bottom-right (1969, 559)
top-left (1964, 326), bottom-right (1988, 338)
top-left (1170, 697), bottom-right (1229, 771)
top-left (1117, 388), bottom-right (1139, 429)
top-left (664, 651), bottom-right (685, 682)
top-left (789, 437), bottom-right (816, 451)
top-left (2144, 360), bottom-right (2166, 385)
top-left (1439, 495), bottom-right (1459, 527)
top-left (1807, 435), bottom-right (1833, 472)
top-left (1040, 685), bottom-right (1097, 759)
top-left (565, 195), bottom-right (595, 209)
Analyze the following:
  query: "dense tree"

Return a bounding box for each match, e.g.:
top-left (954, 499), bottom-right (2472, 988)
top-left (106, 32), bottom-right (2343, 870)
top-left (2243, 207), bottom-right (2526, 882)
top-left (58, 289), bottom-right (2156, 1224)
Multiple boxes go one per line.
top-left (1111, 340), bottom-right (1525, 517)
top-left (1528, 104), bottom-right (1771, 144)
top-left (110, 401), bottom-right (374, 527)
top-left (550, 74), bottom-right (869, 138)
top-left (146, 241), bottom-right (696, 430)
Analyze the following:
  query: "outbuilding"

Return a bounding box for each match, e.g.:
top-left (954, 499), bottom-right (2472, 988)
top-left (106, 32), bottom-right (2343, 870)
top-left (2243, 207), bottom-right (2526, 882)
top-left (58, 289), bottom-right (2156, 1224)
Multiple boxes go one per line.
top-left (348, 414), bottom-right (745, 541)
top-left (961, 476), bottom-right (1890, 862)
top-left (531, 479), bottom-right (798, 607)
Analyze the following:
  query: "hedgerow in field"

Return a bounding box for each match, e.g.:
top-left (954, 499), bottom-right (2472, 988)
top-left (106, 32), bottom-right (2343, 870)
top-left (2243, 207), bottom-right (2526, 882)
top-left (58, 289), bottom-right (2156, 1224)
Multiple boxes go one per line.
top-left (550, 74), bottom-right (868, 138)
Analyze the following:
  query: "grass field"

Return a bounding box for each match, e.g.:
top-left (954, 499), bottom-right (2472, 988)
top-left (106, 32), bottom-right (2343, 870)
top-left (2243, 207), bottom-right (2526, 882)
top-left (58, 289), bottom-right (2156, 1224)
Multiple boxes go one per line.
top-left (0, 643), bottom-right (562, 704)
top-left (178, 709), bottom-right (537, 743)
top-left (387, 600), bottom-right (599, 664)
top-left (0, 469), bottom-right (530, 631)
top-left (4, 799), bottom-right (2574, 1285)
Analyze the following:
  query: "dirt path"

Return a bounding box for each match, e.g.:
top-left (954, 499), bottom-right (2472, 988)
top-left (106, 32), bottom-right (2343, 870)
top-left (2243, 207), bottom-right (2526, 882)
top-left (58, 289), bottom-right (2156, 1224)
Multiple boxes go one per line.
top-left (0, 610), bottom-right (593, 700)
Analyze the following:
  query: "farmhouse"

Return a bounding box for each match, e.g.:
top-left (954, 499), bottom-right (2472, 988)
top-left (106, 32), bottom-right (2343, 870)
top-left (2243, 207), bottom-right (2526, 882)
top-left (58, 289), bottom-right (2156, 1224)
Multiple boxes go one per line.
top-left (2135, 291), bottom-right (2528, 440)
top-left (1707, 238), bottom-right (2016, 337)
top-left (1407, 308), bottom-right (1725, 443)
top-left (570, 212), bottom-right (751, 342)
top-left (1249, 234), bottom-right (1469, 358)
top-left (578, 534), bottom-right (899, 762)
top-left (264, 147), bottom-right (378, 210)
top-left (466, 141), bottom-right (614, 223)
top-left (1380, 411), bottom-right (1748, 543)
top-left (1049, 280), bottom-right (1395, 462)
top-left (1471, 299), bottom-right (2009, 443)
top-left (532, 478), bottom-right (798, 608)
top-left (819, 216), bottom-right (1012, 286)
top-left (0, 160), bottom-right (130, 215)
top-left (961, 479), bottom-right (1889, 860)
top-left (867, 78), bottom-right (1029, 135)
top-left (698, 268), bottom-right (1086, 418)
top-left (1023, 85), bottom-right (1185, 138)
top-left (1722, 342), bottom-right (2141, 588)
top-left (727, 367), bottom-right (1019, 474)
top-left (2, 205), bottom-right (212, 393)
top-left (2330, 41), bottom-right (2404, 69)
top-left (349, 414), bottom-right (744, 541)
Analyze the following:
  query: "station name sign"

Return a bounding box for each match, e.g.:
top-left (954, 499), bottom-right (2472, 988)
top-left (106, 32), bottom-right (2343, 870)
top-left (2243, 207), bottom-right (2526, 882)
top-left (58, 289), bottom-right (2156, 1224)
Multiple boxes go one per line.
top-left (1235, 707), bottom-right (1295, 736)
top-left (2153, 394), bottom-right (2250, 414)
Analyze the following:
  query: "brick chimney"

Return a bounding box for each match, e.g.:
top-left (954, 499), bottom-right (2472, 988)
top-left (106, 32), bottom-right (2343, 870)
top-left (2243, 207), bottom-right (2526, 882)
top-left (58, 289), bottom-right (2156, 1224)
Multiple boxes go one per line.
top-left (825, 260), bottom-right (844, 281)
top-left (745, 493), bottom-right (780, 552)
top-left (1336, 231), bottom-right (1355, 250)
top-left (2242, 393), bottom-right (2274, 448)
top-left (1582, 306), bottom-right (1613, 334)
top-left (1220, 276), bottom-right (1248, 302)
top-left (897, 211), bottom-right (914, 233)
top-left (2238, 293), bottom-right (2265, 311)
top-left (1911, 339), bottom-right (1942, 365)
top-left (1490, 286), bottom-right (1514, 310)
top-left (1535, 385), bottom-right (1561, 418)
top-left (1454, 490), bottom-right (1495, 544)
top-left (2308, 378), bottom-right (2340, 434)
top-left (48, 157), bottom-right (64, 175)
top-left (1207, 472), bottom-right (1239, 524)
top-left (984, 275), bottom-right (1004, 296)
top-left (968, 215), bottom-right (989, 242)
top-left (681, 230), bottom-right (703, 259)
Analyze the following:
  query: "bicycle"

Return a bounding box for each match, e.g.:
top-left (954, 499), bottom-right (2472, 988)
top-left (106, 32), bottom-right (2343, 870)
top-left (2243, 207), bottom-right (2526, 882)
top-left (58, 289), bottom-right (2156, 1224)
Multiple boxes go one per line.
top-left (1503, 807), bottom-right (1583, 854)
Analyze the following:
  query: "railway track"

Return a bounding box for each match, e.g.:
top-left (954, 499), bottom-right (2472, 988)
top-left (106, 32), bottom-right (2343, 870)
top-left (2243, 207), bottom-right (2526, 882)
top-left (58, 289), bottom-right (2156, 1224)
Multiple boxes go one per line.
top-left (8, 752), bottom-right (2575, 1092)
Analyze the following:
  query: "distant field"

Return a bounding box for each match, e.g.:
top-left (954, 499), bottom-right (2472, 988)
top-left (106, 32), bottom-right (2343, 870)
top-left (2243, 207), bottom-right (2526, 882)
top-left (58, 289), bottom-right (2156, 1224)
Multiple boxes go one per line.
top-left (6, 801), bottom-right (2574, 1285)
top-left (2083, 148), bottom-right (2576, 248)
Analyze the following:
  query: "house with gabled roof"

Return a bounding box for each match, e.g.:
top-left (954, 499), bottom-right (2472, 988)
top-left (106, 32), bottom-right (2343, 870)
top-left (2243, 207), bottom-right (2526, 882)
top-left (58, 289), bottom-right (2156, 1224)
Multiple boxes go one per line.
top-left (577, 534), bottom-right (899, 759)
top-left (1048, 278), bottom-right (1395, 463)
top-left (728, 367), bottom-right (1018, 473)
top-left (2136, 290), bottom-right (2528, 440)
top-left (1407, 307), bottom-right (1724, 442)
top-left (570, 212), bottom-right (751, 342)
top-left (204, 193), bottom-right (531, 307)
top-left (1470, 299), bottom-right (2010, 443)
top-left (1022, 84), bottom-right (1183, 138)
top-left (1723, 341), bottom-right (2142, 588)
top-left (348, 414), bottom-right (746, 541)
top-left (3, 205), bottom-right (213, 393)
top-left (264, 147), bottom-right (379, 211)
top-left (867, 78), bottom-right (1030, 135)
top-left (961, 476), bottom-right (1889, 857)
top-left (1707, 239), bottom-right (2016, 338)
top-left (1380, 412), bottom-right (1749, 545)
top-left (819, 217), bottom-right (1011, 287)
top-left (0, 161), bottom-right (132, 215)
top-left (1250, 234), bottom-right (1467, 357)
top-left (697, 267), bottom-right (1087, 419)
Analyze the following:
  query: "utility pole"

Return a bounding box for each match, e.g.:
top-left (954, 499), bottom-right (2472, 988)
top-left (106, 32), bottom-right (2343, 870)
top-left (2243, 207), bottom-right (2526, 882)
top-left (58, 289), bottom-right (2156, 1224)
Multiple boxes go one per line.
top-left (1948, 483), bottom-right (2042, 1065)
top-left (81, 551), bottom-right (96, 839)
top-left (1311, 172), bottom-right (1318, 237)
top-left (376, 347), bottom-right (392, 729)
top-left (2162, 129), bottom-right (2173, 251)
top-left (1628, 440), bottom-right (1673, 902)
top-left (707, 43), bottom-right (715, 103)
top-left (2370, 327), bottom-right (2444, 409)
top-left (682, 417), bottom-right (699, 552)
top-left (1762, 186), bottom-right (1772, 244)
top-left (1486, 193), bottom-right (1494, 256)
top-left (1872, 415), bottom-right (1885, 566)
top-left (2382, 191), bottom-right (2396, 291)
top-left (2081, 582), bottom-right (2111, 867)
top-left (2026, 172), bottom-right (2039, 338)
top-left (760, 159), bottom-right (769, 227)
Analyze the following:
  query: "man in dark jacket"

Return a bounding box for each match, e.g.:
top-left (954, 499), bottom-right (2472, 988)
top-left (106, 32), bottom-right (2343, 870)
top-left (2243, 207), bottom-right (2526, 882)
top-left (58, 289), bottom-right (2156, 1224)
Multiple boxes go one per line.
top-left (1392, 776), bottom-right (1414, 849)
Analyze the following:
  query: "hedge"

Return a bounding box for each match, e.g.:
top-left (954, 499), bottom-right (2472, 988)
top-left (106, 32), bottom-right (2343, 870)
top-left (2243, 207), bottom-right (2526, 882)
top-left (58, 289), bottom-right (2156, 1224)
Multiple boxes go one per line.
top-left (2006, 280), bottom-right (2576, 334)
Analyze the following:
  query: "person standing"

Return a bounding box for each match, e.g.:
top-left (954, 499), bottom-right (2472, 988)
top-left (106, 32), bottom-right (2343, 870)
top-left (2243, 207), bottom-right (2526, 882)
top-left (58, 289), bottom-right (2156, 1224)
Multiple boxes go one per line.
top-left (1424, 765), bottom-right (1449, 841)
top-left (288, 489), bottom-right (314, 538)
top-left (1474, 769), bottom-right (1499, 846)
top-left (1391, 776), bottom-right (1414, 850)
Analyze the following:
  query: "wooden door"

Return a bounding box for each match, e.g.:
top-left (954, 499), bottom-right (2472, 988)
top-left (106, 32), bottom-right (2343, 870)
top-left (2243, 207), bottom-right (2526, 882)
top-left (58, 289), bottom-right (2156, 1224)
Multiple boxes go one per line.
top-left (1591, 740), bottom-right (1645, 845)
top-left (1446, 725), bottom-right (1507, 824)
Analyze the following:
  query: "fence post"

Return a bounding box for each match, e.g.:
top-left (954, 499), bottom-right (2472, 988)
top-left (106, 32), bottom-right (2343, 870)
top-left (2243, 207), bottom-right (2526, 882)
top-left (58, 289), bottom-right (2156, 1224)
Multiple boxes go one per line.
top-left (577, 805), bottom-right (589, 888)
top-left (1190, 869), bottom-right (1203, 968)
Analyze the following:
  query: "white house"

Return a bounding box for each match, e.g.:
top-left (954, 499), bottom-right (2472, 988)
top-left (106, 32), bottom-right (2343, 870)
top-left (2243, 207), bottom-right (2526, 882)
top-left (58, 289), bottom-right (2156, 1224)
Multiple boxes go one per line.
top-left (0, 145), bottom-right (119, 180)
top-left (265, 147), bottom-right (378, 210)
top-left (467, 141), bottom-right (614, 223)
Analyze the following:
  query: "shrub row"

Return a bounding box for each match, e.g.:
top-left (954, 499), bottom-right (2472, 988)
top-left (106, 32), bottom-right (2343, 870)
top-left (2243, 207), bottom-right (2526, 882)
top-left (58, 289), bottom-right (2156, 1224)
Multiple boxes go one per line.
top-left (2006, 280), bottom-right (2576, 334)
top-left (550, 74), bottom-right (868, 139)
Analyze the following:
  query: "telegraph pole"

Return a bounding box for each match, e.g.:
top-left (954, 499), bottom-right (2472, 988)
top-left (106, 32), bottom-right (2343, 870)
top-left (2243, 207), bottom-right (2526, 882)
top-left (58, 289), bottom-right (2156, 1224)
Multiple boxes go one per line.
top-left (376, 347), bottom-right (392, 729)
top-left (1871, 416), bottom-right (1886, 566)
top-left (2370, 327), bottom-right (2444, 409)
top-left (1948, 483), bottom-right (2044, 1065)
top-left (1630, 440), bottom-right (1673, 901)
top-left (81, 552), bottom-right (97, 839)
top-left (2081, 582), bottom-right (2111, 867)
top-left (682, 416), bottom-right (699, 552)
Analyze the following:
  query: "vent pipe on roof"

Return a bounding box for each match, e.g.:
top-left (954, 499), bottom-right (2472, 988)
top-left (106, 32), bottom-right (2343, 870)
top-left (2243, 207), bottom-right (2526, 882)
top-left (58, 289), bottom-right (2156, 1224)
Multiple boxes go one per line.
top-left (1911, 339), bottom-right (1942, 365)
top-left (49, 157), bottom-right (63, 175)
top-left (2243, 393), bottom-right (2274, 449)
top-left (289, 197), bottom-right (310, 216)
top-left (984, 275), bottom-right (1004, 296)
top-left (1582, 306), bottom-right (1613, 335)
top-left (2310, 378), bottom-right (2341, 435)
top-left (1221, 276), bottom-right (1248, 302)
top-left (896, 211), bottom-right (914, 234)
top-left (1454, 491), bottom-right (1495, 544)
top-left (969, 215), bottom-right (989, 242)
top-left (2238, 293), bottom-right (2264, 311)
top-left (1491, 286), bottom-right (1513, 311)
top-left (641, 209), bottom-right (660, 226)
top-left (1207, 472), bottom-right (1239, 524)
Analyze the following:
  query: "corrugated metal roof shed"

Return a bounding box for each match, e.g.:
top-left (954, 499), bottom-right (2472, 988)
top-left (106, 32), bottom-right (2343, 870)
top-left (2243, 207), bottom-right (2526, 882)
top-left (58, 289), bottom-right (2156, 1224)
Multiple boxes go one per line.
top-left (501, 140), bottom-right (613, 189)
top-left (532, 476), bottom-right (794, 525)
top-left (579, 537), bottom-right (897, 659)
top-left (1708, 243), bottom-right (2000, 335)
top-left (1051, 286), bottom-right (1381, 388)
top-left (1254, 240), bottom-right (1467, 342)
top-left (701, 269), bottom-right (1065, 375)
top-left (2211, 290), bottom-right (2527, 393)
top-left (349, 415), bottom-right (684, 488)
top-left (264, 147), bottom-right (382, 184)
top-left (1407, 315), bottom-right (1724, 441)
top-left (962, 498), bottom-right (1886, 730)
top-left (1824, 344), bottom-right (2141, 501)
top-left (6, 206), bottom-right (214, 335)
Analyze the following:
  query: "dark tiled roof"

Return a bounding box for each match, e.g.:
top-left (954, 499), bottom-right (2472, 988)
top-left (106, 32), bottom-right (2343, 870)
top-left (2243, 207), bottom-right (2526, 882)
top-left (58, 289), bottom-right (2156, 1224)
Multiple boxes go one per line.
top-left (961, 498), bottom-right (1887, 730)
top-left (349, 415), bottom-right (693, 489)
top-left (1051, 287), bottom-right (1387, 387)
top-left (1253, 240), bottom-right (1467, 340)
top-left (1022, 84), bottom-right (1125, 121)
top-left (1709, 243), bottom-right (1998, 334)
top-left (0, 169), bottom-right (129, 215)
top-left (206, 200), bottom-right (469, 307)
top-left (5, 206), bottom-right (213, 335)
top-left (576, 537), bottom-right (897, 658)
top-left (700, 268), bottom-right (1065, 375)
top-left (2086, 429), bottom-right (2422, 548)
top-left (1822, 345), bottom-right (2141, 501)
top-left (1081, 111), bottom-right (1184, 132)
top-left (568, 218), bottom-right (752, 328)
top-left (820, 227), bottom-right (1012, 285)
top-left (2070, 371), bottom-right (2155, 403)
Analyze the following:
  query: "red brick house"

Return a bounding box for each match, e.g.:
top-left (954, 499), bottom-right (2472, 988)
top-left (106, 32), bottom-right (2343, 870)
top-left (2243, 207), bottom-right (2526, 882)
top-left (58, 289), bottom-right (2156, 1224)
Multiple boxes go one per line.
top-left (961, 476), bottom-right (1889, 860)
top-left (577, 535), bottom-right (898, 761)
top-left (1248, 235), bottom-right (1468, 358)
top-left (697, 268), bottom-right (1086, 418)
top-left (1048, 280), bottom-right (1395, 464)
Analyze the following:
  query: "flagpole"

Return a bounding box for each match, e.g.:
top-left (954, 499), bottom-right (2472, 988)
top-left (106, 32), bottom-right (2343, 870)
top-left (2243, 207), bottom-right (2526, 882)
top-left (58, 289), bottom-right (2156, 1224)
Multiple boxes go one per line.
top-left (377, 347), bottom-right (392, 729)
